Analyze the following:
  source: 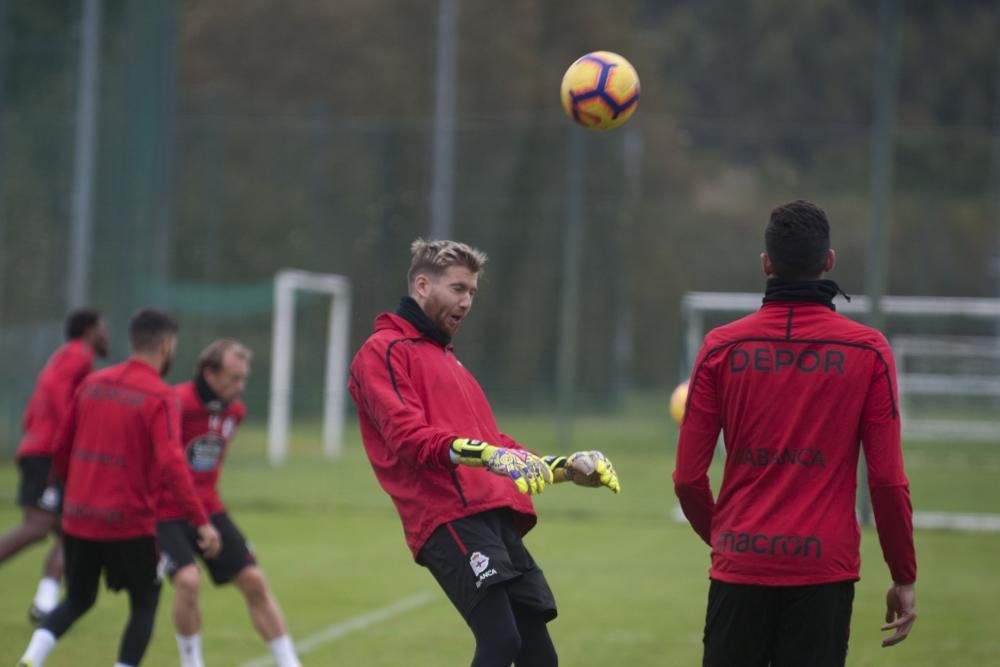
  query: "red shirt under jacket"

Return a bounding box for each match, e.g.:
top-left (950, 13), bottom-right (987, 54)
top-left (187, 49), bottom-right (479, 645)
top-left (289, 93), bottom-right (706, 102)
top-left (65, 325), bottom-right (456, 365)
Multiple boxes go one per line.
top-left (17, 340), bottom-right (94, 459)
top-left (349, 312), bottom-right (537, 559)
top-left (157, 381), bottom-right (245, 520)
top-left (54, 359), bottom-right (209, 540)
top-left (674, 301), bottom-right (916, 586)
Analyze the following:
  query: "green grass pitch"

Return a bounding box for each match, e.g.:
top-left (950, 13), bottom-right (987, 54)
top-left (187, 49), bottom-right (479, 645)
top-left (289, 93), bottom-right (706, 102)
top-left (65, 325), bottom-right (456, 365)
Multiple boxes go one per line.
top-left (1, 400), bottom-right (997, 665)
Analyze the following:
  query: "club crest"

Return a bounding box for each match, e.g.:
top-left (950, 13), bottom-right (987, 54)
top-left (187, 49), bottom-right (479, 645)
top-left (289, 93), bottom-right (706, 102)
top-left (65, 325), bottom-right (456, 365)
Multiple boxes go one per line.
top-left (469, 551), bottom-right (490, 576)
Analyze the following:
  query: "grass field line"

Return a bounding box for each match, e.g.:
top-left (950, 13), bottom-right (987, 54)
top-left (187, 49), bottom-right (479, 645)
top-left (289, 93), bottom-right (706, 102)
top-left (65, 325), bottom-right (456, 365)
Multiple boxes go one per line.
top-left (239, 591), bottom-right (435, 667)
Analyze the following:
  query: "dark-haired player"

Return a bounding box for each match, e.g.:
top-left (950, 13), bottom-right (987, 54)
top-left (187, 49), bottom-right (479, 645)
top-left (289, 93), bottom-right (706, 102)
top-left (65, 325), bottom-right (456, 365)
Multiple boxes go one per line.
top-left (674, 200), bottom-right (917, 666)
top-left (0, 309), bottom-right (109, 622)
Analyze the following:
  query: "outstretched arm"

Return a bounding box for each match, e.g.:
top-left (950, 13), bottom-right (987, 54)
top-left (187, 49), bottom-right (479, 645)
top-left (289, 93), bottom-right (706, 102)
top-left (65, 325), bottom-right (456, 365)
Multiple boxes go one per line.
top-left (350, 343), bottom-right (460, 470)
top-left (451, 438), bottom-right (552, 496)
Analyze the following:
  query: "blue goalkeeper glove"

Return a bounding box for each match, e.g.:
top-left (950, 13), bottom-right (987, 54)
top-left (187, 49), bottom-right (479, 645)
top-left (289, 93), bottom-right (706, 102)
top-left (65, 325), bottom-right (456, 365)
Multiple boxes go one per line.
top-left (543, 451), bottom-right (620, 494)
top-left (451, 438), bottom-right (552, 496)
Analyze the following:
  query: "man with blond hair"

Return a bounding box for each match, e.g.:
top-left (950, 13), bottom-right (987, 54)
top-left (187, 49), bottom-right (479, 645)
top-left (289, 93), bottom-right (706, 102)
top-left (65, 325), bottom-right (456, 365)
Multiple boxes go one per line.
top-left (349, 238), bottom-right (621, 667)
top-left (157, 340), bottom-right (302, 667)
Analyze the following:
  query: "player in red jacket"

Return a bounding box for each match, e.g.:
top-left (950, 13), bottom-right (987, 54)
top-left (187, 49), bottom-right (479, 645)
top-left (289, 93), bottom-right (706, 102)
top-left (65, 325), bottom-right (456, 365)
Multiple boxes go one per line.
top-left (157, 340), bottom-right (302, 667)
top-left (673, 201), bottom-right (917, 666)
top-left (17, 309), bottom-right (221, 667)
top-left (0, 308), bottom-right (108, 622)
top-left (349, 239), bottom-right (621, 667)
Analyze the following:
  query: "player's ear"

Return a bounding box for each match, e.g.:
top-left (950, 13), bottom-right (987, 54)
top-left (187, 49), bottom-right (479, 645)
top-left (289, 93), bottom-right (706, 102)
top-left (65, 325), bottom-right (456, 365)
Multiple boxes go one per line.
top-left (161, 335), bottom-right (176, 358)
top-left (412, 274), bottom-right (431, 298)
top-left (824, 249), bottom-right (836, 273)
top-left (760, 253), bottom-right (774, 277)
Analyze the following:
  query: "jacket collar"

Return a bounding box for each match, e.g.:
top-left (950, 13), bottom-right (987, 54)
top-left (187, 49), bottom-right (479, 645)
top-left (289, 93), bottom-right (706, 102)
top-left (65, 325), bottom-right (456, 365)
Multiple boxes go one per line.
top-left (194, 373), bottom-right (228, 412)
top-left (126, 357), bottom-right (162, 376)
top-left (393, 296), bottom-right (451, 347)
top-left (762, 278), bottom-right (850, 311)
top-left (66, 338), bottom-right (95, 360)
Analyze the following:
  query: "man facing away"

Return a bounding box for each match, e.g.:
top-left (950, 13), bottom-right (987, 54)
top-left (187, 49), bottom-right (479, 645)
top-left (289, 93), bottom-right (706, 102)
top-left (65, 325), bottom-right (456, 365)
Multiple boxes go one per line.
top-left (349, 239), bottom-right (621, 667)
top-left (1, 309), bottom-right (108, 622)
top-left (157, 339), bottom-right (302, 667)
top-left (18, 309), bottom-right (221, 667)
top-left (673, 200), bottom-right (917, 667)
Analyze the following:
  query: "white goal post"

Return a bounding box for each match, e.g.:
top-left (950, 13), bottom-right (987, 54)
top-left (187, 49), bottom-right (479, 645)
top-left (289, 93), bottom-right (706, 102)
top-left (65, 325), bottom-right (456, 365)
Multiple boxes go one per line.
top-left (268, 270), bottom-right (352, 465)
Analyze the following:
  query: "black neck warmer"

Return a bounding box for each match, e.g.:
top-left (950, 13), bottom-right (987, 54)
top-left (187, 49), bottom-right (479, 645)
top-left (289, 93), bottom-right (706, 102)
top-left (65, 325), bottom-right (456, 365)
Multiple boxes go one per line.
top-left (396, 296), bottom-right (451, 347)
top-left (762, 278), bottom-right (851, 311)
top-left (194, 372), bottom-right (227, 412)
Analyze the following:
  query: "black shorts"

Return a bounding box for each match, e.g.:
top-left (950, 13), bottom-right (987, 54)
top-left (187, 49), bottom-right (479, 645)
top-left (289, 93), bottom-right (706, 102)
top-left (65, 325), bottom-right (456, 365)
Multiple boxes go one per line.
top-left (63, 533), bottom-right (160, 593)
top-left (703, 579), bottom-right (855, 667)
top-left (17, 456), bottom-right (62, 513)
top-left (157, 512), bottom-right (256, 585)
top-left (417, 509), bottom-right (557, 622)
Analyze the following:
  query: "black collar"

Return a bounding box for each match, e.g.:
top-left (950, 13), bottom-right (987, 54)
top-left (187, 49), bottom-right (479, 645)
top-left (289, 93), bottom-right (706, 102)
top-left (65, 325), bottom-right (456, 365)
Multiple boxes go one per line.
top-left (762, 278), bottom-right (850, 311)
top-left (396, 297), bottom-right (451, 347)
top-left (195, 372), bottom-right (228, 413)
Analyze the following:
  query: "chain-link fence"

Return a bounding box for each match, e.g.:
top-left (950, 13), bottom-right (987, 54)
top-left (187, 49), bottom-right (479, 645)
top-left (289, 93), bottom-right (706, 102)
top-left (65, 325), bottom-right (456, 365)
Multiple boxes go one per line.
top-left (1, 0), bottom-right (998, 453)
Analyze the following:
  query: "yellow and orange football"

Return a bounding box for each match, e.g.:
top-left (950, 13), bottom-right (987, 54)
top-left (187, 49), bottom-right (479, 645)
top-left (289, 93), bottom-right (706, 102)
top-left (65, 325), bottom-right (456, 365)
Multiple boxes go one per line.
top-left (560, 51), bottom-right (640, 130)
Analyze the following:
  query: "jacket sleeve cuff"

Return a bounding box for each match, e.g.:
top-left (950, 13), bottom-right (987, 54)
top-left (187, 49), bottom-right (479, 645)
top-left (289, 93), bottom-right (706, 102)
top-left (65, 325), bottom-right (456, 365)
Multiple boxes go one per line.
top-left (870, 484), bottom-right (917, 584)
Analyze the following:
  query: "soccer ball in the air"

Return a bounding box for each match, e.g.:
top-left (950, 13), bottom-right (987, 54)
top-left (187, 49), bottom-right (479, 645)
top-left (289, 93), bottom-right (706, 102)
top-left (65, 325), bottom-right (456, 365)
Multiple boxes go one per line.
top-left (560, 51), bottom-right (640, 130)
top-left (669, 381), bottom-right (688, 425)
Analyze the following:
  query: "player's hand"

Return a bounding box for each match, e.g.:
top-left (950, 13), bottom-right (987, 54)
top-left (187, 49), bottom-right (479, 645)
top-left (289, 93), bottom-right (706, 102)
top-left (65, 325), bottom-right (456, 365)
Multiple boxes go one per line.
top-left (881, 582), bottom-right (916, 647)
top-left (451, 438), bottom-right (552, 495)
top-left (543, 451), bottom-right (620, 494)
top-left (196, 523), bottom-right (222, 559)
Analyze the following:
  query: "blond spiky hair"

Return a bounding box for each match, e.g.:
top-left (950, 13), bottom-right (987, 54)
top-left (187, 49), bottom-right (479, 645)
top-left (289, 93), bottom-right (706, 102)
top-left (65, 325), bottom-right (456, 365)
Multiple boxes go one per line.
top-left (407, 238), bottom-right (488, 286)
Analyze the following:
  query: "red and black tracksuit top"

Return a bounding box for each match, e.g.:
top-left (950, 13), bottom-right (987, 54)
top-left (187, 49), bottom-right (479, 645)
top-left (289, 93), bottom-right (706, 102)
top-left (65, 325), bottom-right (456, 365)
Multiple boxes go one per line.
top-left (54, 359), bottom-right (209, 541)
top-left (157, 380), bottom-right (246, 521)
top-left (674, 283), bottom-right (916, 586)
top-left (349, 310), bottom-right (536, 559)
top-left (17, 339), bottom-right (94, 460)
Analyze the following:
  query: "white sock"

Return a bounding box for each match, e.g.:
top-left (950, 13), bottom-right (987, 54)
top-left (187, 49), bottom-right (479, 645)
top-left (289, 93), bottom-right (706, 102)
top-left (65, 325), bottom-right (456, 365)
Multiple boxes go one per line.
top-left (33, 577), bottom-right (61, 613)
top-left (268, 635), bottom-right (301, 667)
top-left (176, 633), bottom-right (205, 667)
top-left (114, 663), bottom-right (136, 667)
top-left (21, 628), bottom-right (57, 666)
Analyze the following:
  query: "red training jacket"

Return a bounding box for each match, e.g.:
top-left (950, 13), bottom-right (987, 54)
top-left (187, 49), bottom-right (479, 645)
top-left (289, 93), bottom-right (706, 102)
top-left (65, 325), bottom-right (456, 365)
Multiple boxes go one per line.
top-left (158, 381), bottom-right (246, 520)
top-left (54, 359), bottom-right (209, 540)
top-left (674, 301), bottom-right (916, 586)
top-left (349, 312), bottom-right (537, 559)
top-left (17, 340), bottom-right (95, 459)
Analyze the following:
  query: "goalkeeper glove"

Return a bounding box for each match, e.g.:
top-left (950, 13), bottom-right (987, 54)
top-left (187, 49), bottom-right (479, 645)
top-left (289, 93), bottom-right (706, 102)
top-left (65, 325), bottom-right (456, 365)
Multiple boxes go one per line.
top-left (543, 451), bottom-right (620, 494)
top-left (451, 438), bottom-right (552, 496)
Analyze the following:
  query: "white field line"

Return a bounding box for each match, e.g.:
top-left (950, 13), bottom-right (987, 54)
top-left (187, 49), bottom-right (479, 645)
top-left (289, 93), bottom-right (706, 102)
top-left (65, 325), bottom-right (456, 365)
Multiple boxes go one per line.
top-left (239, 591), bottom-right (435, 667)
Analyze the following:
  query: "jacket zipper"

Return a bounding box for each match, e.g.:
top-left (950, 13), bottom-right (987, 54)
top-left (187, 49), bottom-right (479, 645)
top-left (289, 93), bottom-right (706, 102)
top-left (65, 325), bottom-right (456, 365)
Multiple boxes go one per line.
top-left (449, 467), bottom-right (468, 507)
